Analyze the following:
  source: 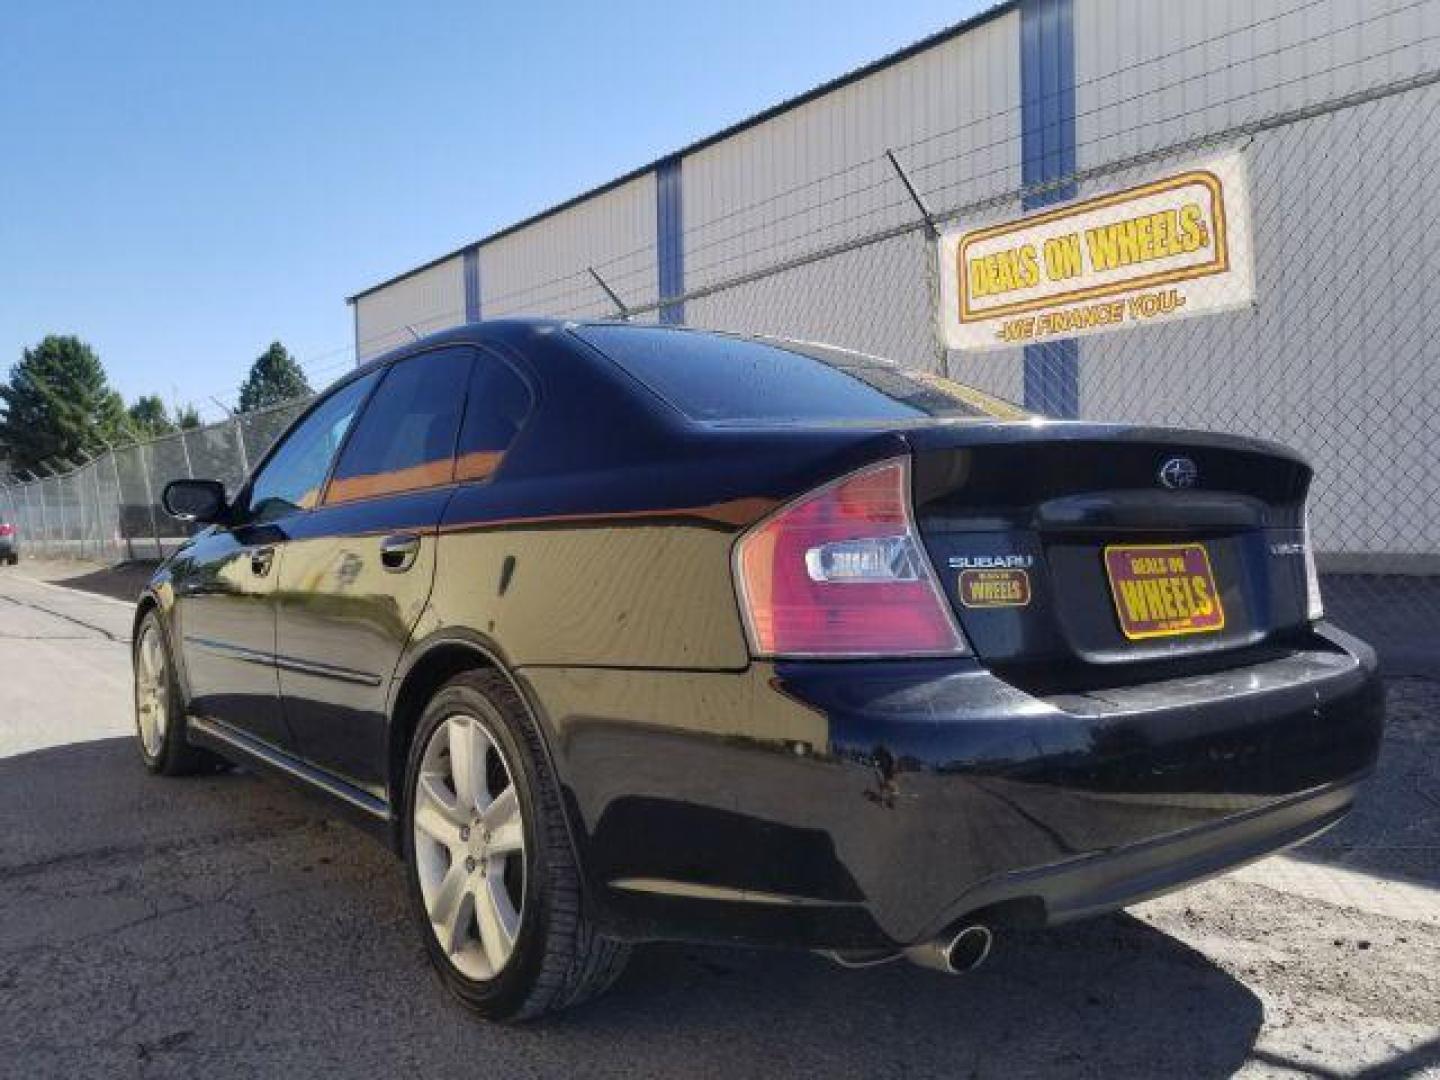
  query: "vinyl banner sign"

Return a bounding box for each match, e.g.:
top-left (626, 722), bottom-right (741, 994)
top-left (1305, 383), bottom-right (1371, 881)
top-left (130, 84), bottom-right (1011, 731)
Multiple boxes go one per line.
top-left (937, 152), bottom-right (1254, 352)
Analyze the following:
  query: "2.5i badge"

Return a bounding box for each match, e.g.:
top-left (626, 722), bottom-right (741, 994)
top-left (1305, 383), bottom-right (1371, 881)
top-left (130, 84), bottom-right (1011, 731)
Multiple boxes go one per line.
top-left (958, 568), bottom-right (1031, 608)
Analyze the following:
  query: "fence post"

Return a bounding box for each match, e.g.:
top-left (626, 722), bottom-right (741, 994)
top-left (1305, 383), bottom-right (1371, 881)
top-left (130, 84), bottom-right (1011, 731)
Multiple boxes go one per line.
top-left (87, 460), bottom-right (101, 558)
top-left (69, 472), bottom-right (80, 557)
top-left (92, 459), bottom-right (108, 563)
top-left (44, 464), bottom-right (69, 557)
top-left (233, 415), bottom-right (250, 479)
top-left (47, 475), bottom-right (60, 557)
top-left (884, 148), bottom-right (948, 376)
top-left (35, 476), bottom-right (50, 558)
top-left (97, 437), bottom-right (133, 562)
top-left (73, 469), bottom-right (86, 561)
top-left (78, 460), bottom-right (97, 562)
top-left (55, 468), bottom-right (72, 558)
top-left (21, 480), bottom-right (36, 558)
top-left (136, 442), bottom-right (163, 561)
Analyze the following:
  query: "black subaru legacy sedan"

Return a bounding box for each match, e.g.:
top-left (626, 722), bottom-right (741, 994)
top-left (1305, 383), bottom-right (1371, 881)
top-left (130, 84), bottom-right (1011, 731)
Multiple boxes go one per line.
top-left (136, 320), bottom-right (1382, 1021)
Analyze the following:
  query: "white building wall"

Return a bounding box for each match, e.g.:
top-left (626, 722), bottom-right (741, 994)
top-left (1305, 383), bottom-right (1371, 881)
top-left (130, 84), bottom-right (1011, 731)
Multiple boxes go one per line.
top-left (354, 254), bottom-right (466, 363)
top-left (479, 173), bottom-right (657, 321)
top-left (1073, 0), bottom-right (1440, 169)
top-left (683, 10), bottom-right (1022, 374)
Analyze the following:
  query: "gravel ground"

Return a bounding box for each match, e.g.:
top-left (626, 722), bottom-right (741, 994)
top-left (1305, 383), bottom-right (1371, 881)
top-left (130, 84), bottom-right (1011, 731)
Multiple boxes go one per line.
top-left (0, 567), bottom-right (1435, 1078)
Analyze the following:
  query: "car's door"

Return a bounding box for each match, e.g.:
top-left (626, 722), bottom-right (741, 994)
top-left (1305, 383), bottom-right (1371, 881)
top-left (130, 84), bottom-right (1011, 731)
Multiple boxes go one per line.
top-left (274, 346), bottom-right (478, 798)
top-left (171, 372), bottom-right (378, 750)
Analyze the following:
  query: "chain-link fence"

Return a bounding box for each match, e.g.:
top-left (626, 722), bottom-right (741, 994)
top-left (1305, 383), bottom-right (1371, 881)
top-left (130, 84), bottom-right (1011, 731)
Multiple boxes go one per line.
top-left (3, 1), bottom-right (1436, 659)
top-left (0, 399), bottom-right (308, 564)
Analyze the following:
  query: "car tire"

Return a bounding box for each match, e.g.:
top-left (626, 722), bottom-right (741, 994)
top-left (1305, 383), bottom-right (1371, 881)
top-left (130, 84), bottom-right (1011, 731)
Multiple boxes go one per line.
top-left (133, 610), bottom-right (221, 776)
top-left (402, 669), bottom-right (631, 1022)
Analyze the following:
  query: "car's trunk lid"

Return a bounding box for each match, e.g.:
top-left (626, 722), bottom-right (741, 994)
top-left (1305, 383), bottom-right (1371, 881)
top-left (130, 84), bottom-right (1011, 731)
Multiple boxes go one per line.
top-left (906, 421), bottom-right (1313, 684)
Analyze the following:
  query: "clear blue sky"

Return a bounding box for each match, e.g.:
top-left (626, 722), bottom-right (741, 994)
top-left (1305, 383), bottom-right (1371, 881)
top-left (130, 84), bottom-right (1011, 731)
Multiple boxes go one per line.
top-left (1, 1), bottom-right (987, 420)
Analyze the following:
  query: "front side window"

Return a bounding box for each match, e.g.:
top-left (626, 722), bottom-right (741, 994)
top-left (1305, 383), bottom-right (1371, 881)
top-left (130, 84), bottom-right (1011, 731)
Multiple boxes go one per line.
top-left (325, 347), bottom-right (473, 505)
top-left (245, 372), bottom-right (378, 523)
top-left (454, 354), bottom-right (533, 482)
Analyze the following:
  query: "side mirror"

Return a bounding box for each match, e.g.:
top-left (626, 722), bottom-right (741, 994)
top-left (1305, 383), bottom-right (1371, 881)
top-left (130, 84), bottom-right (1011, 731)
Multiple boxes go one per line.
top-left (162, 479), bottom-right (229, 524)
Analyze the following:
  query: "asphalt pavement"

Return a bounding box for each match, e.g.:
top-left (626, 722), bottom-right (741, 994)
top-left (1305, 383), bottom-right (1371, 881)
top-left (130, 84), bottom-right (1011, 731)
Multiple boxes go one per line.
top-left (0, 565), bottom-right (1436, 1079)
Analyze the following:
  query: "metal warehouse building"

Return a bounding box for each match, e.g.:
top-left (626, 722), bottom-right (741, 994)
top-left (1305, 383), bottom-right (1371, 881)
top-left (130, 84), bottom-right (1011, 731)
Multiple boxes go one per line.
top-left (348, 0), bottom-right (1440, 584)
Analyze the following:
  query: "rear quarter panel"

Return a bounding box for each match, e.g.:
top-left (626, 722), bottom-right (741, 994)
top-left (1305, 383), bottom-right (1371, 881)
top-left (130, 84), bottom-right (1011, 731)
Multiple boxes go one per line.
top-left (430, 494), bottom-right (753, 669)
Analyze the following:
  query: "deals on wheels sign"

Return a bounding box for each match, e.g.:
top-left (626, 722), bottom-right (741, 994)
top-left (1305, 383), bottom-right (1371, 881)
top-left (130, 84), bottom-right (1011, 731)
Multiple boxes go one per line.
top-left (937, 151), bottom-right (1255, 352)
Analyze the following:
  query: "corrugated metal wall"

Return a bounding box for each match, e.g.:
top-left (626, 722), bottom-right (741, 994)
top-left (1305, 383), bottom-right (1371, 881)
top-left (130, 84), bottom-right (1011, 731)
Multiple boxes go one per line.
top-left (354, 254), bottom-right (466, 362)
top-left (684, 10), bottom-right (1022, 378)
top-left (1073, 0), bottom-right (1440, 163)
top-left (684, 12), bottom-right (1020, 292)
top-left (480, 173), bottom-right (657, 320)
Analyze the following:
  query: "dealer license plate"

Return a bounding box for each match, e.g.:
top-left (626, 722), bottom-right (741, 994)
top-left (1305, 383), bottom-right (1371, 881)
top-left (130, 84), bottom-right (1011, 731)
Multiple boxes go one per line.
top-left (1103, 543), bottom-right (1225, 640)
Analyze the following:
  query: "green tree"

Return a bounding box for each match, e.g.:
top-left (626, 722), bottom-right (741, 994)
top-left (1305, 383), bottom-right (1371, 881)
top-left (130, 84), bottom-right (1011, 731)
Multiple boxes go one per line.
top-left (127, 394), bottom-right (174, 437)
top-left (0, 335), bottom-right (126, 473)
top-left (237, 342), bottom-right (311, 413)
top-left (175, 403), bottom-right (202, 430)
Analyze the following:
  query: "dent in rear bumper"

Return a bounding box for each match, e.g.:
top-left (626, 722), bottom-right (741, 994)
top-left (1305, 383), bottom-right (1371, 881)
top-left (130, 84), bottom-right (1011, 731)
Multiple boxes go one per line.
top-left (518, 627), bottom-right (1383, 949)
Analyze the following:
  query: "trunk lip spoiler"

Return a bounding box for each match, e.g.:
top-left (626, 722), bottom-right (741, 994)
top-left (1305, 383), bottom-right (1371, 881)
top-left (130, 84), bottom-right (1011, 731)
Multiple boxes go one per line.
top-left (898, 420), bottom-right (1310, 469)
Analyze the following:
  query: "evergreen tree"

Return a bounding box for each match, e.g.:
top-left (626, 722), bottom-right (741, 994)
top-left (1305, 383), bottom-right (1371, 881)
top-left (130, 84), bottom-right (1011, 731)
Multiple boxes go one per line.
top-left (0, 335), bottom-right (126, 472)
top-left (237, 342), bottom-right (312, 412)
top-left (127, 394), bottom-right (174, 436)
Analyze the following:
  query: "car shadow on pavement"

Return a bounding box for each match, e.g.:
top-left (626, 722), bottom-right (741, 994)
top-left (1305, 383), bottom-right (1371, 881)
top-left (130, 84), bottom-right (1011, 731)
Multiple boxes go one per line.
top-left (19, 559), bottom-right (158, 603)
top-left (1287, 676), bottom-right (1440, 888)
top-left (0, 736), bottom-right (1263, 1079)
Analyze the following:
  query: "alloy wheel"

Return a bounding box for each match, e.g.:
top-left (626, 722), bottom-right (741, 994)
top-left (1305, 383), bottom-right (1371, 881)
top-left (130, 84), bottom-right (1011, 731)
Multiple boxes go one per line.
top-left (413, 714), bottom-right (527, 981)
top-left (135, 623), bottom-right (169, 758)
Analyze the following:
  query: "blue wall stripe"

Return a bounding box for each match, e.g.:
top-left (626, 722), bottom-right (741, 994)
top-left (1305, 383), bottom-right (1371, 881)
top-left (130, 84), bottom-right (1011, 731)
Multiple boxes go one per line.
top-left (463, 246), bottom-right (482, 323)
top-left (656, 158), bottom-right (685, 324)
top-left (1019, 0), bottom-right (1079, 418)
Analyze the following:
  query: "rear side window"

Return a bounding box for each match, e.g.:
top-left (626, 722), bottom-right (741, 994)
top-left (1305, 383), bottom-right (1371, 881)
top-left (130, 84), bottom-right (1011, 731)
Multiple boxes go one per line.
top-left (572, 325), bottom-right (1027, 424)
top-left (454, 354), bottom-right (533, 483)
top-left (325, 347), bottom-right (472, 505)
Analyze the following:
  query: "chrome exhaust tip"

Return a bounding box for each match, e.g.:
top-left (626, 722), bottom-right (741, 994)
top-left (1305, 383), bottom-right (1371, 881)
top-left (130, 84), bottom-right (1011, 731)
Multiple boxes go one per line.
top-left (904, 924), bottom-right (993, 975)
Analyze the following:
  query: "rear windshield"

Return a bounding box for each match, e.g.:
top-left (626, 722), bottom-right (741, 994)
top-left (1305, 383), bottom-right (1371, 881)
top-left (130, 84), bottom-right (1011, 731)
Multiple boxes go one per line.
top-left (571, 325), bottom-right (1027, 424)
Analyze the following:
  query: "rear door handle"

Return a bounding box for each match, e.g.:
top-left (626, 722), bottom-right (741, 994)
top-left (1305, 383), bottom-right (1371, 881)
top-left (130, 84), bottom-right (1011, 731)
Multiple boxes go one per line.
top-left (380, 533), bottom-right (421, 573)
top-left (250, 546), bottom-right (275, 577)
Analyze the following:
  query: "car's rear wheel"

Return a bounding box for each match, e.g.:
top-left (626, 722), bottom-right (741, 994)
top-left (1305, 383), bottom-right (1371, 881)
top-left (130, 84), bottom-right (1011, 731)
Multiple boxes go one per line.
top-left (133, 611), bottom-right (219, 776)
top-left (403, 670), bottom-right (630, 1021)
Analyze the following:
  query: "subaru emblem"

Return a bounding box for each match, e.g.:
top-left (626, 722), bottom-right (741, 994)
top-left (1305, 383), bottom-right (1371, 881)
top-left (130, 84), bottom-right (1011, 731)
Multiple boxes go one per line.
top-left (1158, 456), bottom-right (1199, 489)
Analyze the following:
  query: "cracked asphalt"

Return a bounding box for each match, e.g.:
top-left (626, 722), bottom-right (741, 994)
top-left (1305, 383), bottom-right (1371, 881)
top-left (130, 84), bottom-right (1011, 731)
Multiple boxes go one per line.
top-left (0, 565), bottom-right (1437, 1079)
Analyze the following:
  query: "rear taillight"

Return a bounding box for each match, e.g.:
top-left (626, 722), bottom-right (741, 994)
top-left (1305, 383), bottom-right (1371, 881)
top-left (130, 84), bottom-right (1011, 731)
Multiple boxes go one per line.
top-left (0, 524), bottom-right (13, 537)
top-left (733, 456), bottom-right (968, 658)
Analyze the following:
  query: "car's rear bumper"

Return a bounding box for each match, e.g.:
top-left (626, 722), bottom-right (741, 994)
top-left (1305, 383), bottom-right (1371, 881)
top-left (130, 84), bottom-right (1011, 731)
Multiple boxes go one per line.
top-left (523, 624), bottom-right (1383, 950)
top-left (928, 771), bottom-right (1361, 932)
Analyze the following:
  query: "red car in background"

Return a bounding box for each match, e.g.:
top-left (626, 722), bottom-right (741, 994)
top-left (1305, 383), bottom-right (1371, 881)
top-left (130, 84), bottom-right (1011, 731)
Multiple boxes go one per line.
top-left (0, 520), bottom-right (18, 565)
